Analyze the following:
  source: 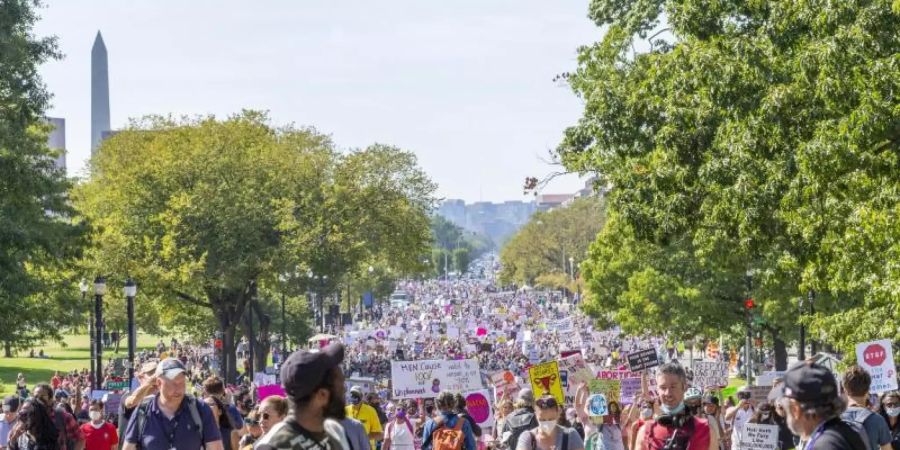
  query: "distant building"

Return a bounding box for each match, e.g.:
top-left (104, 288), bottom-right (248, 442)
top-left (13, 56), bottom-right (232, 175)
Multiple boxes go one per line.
top-left (534, 193), bottom-right (574, 211)
top-left (437, 199), bottom-right (536, 245)
top-left (46, 117), bottom-right (66, 171)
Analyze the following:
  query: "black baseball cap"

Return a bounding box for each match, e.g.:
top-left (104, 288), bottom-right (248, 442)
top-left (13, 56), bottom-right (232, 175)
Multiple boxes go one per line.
top-left (702, 395), bottom-right (719, 405)
top-left (281, 343), bottom-right (344, 399)
top-left (2, 396), bottom-right (19, 412)
top-left (155, 358), bottom-right (187, 380)
top-left (770, 361), bottom-right (837, 405)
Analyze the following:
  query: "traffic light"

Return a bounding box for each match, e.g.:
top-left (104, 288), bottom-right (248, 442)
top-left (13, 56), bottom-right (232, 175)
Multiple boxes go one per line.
top-left (744, 298), bottom-right (755, 310)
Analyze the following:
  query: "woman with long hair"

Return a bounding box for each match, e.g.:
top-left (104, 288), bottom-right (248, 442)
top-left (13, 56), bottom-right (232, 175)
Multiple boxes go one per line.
top-left (9, 399), bottom-right (59, 450)
top-left (257, 396), bottom-right (289, 435)
top-left (203, 396), bottom-right (239, 450)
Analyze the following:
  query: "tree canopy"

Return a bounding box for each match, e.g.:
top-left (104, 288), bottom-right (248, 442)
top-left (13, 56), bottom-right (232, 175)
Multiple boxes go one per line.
top-left (75, 112), bottom-right (437, 380)
top-left (558, 0), bottom-right (900, 358)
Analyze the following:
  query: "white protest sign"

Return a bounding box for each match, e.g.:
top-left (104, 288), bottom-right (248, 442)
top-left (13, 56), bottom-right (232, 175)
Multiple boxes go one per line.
top-left (391, 359), bottom-right (482, 399)
top-left (856, 339), bottom-right (898, 393)
top-left (739, 423), bottom-right (779, 450)
top-left (447, 327), bottom-right (460, 340)
top-left (692, 361), bottom-right (729, 389)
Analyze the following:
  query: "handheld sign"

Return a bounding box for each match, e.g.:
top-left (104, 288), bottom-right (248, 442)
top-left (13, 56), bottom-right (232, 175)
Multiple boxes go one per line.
top-left (739, 423), bottom-right (779, 450)
top-left (856, 339), bottom-right (898, 393)
top-left (529, 360), bottom-right (565, 404)
top-left (587, 393), bottom-right (608, 417)
top-left (627, 348), bottom-right (659, 372)
top-left (692, 361), bottom-right (729, 389)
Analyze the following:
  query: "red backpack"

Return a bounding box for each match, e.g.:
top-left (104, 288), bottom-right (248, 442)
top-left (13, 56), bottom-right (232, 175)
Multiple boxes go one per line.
top-left (431, 420), bottom-right (465, 450)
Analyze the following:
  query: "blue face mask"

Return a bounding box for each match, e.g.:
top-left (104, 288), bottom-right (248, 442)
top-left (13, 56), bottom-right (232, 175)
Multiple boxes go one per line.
top-left (661, 402), bottom-right (685, 415)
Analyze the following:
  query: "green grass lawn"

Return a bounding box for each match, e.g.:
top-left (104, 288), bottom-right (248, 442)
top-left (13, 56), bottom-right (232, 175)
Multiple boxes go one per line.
top-left (0, 334), bottom-right (160, 395)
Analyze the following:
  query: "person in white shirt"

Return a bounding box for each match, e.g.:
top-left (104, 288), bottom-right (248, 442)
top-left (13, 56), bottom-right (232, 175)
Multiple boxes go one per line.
top-left (725, 388), bottom-right (755, 450)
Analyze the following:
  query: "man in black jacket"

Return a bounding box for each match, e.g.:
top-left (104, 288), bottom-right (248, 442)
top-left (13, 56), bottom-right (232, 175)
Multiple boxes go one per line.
top-left (500, 390), bottom-right (538, 450)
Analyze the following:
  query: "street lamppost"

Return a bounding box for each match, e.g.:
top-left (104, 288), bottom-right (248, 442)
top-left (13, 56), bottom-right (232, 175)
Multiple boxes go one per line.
top-left (744, 269), bottom-right (754, 385)
top-left (93, 276), bottom-right (106, 389)
top-left (365, 265), bottom-right (374, 317)
top-left (124, 279), bottom-right (137, 389)
top-left (79, 280), bottom-right (95, 389)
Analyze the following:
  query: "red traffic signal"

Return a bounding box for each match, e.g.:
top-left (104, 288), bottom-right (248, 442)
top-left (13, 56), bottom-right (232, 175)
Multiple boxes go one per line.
top-left (744, 298), bottom-right (755, 309)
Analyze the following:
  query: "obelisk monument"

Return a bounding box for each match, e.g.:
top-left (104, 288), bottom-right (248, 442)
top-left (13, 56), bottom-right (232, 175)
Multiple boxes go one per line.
top-left (91, 31), bottom-right (110, 156)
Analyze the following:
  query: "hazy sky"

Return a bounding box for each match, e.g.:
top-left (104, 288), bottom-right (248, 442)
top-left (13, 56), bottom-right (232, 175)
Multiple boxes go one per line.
top-left (36, 1), bottom-right (601, 203)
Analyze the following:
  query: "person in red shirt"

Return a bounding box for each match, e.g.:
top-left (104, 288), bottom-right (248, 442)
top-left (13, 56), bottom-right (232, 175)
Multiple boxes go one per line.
top-left (51, 371), bottom-right (62, 390)
top-left (634, 364), bottom-right (716, 450)
top-left (81, 400), bottom-right (118, 450)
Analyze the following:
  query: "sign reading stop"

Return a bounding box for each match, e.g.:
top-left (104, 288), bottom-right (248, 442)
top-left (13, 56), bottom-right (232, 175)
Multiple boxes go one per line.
top-left (863, 343), bottom-right (887, 367)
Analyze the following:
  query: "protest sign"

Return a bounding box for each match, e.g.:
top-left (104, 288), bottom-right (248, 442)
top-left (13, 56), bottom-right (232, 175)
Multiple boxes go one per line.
top-left (258, 384), bottom-right (286, 400)
top-left (102, 393), bottom-right (121, 416)
top-left (747, 386), bottom-right (773, 404)
top-left (391, 359), bottom-right (482, 399)
top-left (856, 339), bottom-right (898, 393)
top-left (491, 371), bottom-right (521, 400)
top-left (447, 327), bottom-right (460, 340)
top-left (739, 423), bottom-right (779, 450)
top-left (588, 393), bottom-right (608, 416)
top-left (620, 377), bottom-right (642, 405)
top-left (589, 379), bottom-right (621, 404)
top-left (597, 370), bottom-right (642, 380)
top-left (559, 354), bottom-right (594, 385)
top-left (529, 361), bottom-right (564, 403)
top-left (627, 348), bottom-right (659, 372)
top-left (464, 389), bottom-right (495, 428)
top-left (254, 372), bottom-right (276, 386)
top-left (692, 361), bottom-right (729, 389)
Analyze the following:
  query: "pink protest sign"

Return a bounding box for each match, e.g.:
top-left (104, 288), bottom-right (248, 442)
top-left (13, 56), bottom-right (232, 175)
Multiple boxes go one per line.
top-left (465, 389), bottom-right (494, 427)
top-left (257, 384), bottom-right (286, 400)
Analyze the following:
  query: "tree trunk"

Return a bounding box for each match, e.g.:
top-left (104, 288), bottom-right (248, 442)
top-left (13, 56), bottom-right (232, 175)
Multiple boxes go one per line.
top-left (770, 330), bottom-right (788, 371)
top-left (212, 283), bottom-right (254, 384)
top-left (249, 300), bottom-right (271, 374)
top-left (4, 342), bottom-right (11, 358)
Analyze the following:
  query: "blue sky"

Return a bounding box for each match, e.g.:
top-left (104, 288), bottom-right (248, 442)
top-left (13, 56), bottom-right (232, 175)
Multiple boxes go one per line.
top-left (36, 1), bottom-right (600, 203)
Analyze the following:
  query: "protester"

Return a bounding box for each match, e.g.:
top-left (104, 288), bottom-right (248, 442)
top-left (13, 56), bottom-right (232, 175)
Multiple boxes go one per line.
top-left (80, 401), bottom-right (117, 450)
top-left (254, 343), bottom-right (349, 450)
top-left (117, 361), bottom-right (159, 441)
top-left (202, 376), bottom-right (245, 434)
top-left (454, 393), bottom-right (483, 439)
top-left (383, 405), bottom-right (418, 450)
top-left (747, 402), bottom-right (794, 450)
top-left (724, 387), bottom-right (754, 450)
top-left (33, 384), bottom-right (84, 450)
top-left (841, 367), bottom-right (892, 450)
top-left (2, 396), bottom-right (21, 450)
top-left (633, 363), bottom-right (714, 450)
top-left (8, 399), bottom-right (59, 450)
top-left (122, 358), bottom-right (223, 450)
top-left (700, 396), bottom-right (726, 450)
top-left (347, 386), bottom-right (384, 450)
top-left (515, 395), bottom-right (583, 450)
top-left (771, 361), bottom-right (867, 450)
top-left (258, 396), bottom-right (289, 435)
top-left (877, 392), bottom-right (900, 450)
top-left (501, 390), bottom-right (538, 450)
top-left (341, 417), bottom-right (372, 450)
top-left (204, 396), bottom-right (240, 450)
top-left (237, 411), bottom-right (262, 450)
top-left (422, 392), bottom-right (476, 450)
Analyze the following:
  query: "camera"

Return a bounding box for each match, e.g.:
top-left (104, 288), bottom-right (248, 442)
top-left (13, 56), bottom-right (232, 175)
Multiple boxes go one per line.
top-left (738, 391), bottom-right (752, 400)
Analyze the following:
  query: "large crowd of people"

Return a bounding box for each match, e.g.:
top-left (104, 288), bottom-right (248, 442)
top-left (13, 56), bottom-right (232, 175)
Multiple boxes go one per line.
top-left (0, 258), bottom-right (897, 450)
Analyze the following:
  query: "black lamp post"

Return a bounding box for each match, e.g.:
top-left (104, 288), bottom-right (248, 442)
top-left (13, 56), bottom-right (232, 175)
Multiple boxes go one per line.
top-left (80, 280), bottom-right (95, 389)
top-left (124, 279), bottom-right (137, 389)
top-left (744, 269), bottom-right (754, 385)
top-left (93, 276), bottom-right (106, 389)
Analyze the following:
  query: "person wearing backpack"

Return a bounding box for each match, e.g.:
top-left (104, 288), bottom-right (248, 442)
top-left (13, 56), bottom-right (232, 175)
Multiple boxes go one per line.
top-left (841, 366), bottom-right (893, 450)
top-left (33, 384), bottom-right (83, 450)
top-left (421, 392), bottom-right (476, 450)
top-left (500, 391), bottom-right (538, 450)
top-left (514, 395), bottom-right (583, 450)
top-left (122, 358), bottom-right (223, 450)
top-left (771, 361), bottom-right (867, 450)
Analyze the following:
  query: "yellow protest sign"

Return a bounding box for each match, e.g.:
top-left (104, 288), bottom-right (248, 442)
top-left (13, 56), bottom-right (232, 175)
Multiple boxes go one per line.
top-left (589, 379), bottom-right (621, 405)
top-left (529, 361), bottom-right (564, 404)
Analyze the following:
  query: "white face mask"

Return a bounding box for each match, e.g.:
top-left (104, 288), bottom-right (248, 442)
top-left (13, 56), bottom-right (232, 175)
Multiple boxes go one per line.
top-left (539, 421), bottom-right (556, 433)
top-left (89, 411), bottom-right (103, 422)
top-left (887, 407), bottom-right (900, 417)
top-left (641, 408), bottom-right (653, 419)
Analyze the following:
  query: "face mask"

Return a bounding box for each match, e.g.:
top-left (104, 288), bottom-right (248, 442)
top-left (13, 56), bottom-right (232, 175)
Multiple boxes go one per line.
top-left (660, 402), bottom-right (685, 415)
top-left (396, 410), bottom-right (406, 419)
top-left (539, 421), bottom-right (556, 433)
top-left (886, 407), bottom-right (900, 417)
top-left (89, 411), bottom-right (102, 421)
top-left (760, 413), bottom-right (770, 421)
top-left (641, 408), bottom-right (653, 419)
top-left (350, 396), bottom-right (361, 405)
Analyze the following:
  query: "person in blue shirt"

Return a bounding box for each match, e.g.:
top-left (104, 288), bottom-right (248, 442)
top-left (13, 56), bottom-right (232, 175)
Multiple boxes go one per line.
top-left (421, 392), bottom-right (476, 450)
top-left (122, 358), bottom-right (223, 450)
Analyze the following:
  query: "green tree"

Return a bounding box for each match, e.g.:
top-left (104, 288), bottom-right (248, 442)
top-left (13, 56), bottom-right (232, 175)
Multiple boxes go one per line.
top-left (0, 0), bottom-right (85, 355)
top-left (558, 0), bottom-right (900, 357)
top-left (453, 247), bottom-right (471, 274)
top-left (76, 114), bottom-right (436, 380)
top-left (500, 197), bottom-right (606, 287)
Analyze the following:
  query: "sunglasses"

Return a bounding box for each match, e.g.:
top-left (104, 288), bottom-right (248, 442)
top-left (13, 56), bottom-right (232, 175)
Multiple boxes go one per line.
top-left (246, 419), bottom-right (260, 426)
top-left (261, 413), bottom-right (271, 420)
top-left (535, 398), bottom-right (558, 409)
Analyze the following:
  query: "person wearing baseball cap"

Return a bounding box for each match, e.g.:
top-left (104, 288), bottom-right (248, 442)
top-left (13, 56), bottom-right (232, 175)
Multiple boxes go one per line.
top-left (255, 343), bottom-right (349, 450)
top-left (0, 396), bottom-right (20, 449)
top-left (118, 360), bottom-right (161, 442)
top-left (771, 361), bottom-right (867, 450)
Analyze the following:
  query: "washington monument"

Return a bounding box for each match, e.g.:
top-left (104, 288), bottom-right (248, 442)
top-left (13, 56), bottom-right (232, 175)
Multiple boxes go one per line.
top-left (91, 31), bottom-right (110, 155)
